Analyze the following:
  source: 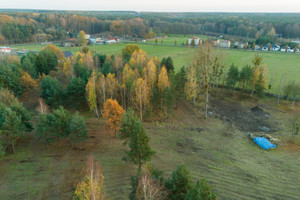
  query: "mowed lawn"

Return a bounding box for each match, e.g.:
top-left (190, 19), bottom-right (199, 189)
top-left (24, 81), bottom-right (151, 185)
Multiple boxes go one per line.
top-left (13, 43), bottom-right (300, 94)
top-left (1, 100), bottom-right (300, 199)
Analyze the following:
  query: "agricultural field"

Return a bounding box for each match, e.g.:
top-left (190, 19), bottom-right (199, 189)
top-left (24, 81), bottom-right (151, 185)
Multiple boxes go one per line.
top-left (13, 42), bottom-right (300, 94)
top-left (1, 94), bottom-right (300, 199)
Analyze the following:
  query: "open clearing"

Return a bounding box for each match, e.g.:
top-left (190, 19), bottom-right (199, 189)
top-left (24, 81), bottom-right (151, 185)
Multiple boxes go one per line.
top-left (13, 41), bottom-right (300, 94)
top-left (1, 95), bottom-right (300, 199)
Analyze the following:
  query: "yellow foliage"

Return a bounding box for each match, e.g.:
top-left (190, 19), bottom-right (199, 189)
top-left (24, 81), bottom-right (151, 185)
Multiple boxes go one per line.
top-left (18, 71), bottom-right (37, 92)
top-left (63, 58), bottom-right (73, 77)
top-left (106, 73), bottom-right (119, 99)
top-left (79, 30), bottom-right (87, 46)
top-left (73, 157), bottom-right (105, 200)
top-left (86, 71), bottom-right (97, 113)
top-left (184, 67), bottom-right (198, 103)
top-left (42, 44), bottom-right (64, 62)
top-left (157, 66), bottom-right (170, 92)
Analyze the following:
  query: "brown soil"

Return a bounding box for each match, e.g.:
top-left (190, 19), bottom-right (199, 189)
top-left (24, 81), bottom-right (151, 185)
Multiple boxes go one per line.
top-left (209, 97), bottom-right (274, 132)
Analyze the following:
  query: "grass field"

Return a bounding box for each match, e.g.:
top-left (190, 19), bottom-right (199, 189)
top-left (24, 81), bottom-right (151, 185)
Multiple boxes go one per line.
top-left (13, 41), bottom-right (300, 94)
top-left (1, 97), bottom-right (300, 199)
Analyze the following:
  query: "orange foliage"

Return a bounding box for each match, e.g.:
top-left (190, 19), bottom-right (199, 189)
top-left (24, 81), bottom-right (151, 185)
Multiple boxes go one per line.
top-left (103, 99), bottom-right (125, 137)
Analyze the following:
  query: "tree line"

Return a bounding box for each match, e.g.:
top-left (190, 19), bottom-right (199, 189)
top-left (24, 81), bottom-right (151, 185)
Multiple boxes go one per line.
top-left (1, 11), bottom-right (300, 44)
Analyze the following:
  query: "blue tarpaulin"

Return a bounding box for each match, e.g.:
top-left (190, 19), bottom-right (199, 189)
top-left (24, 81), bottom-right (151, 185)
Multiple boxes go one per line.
top-left (253, 137), bottom-right (277, 150)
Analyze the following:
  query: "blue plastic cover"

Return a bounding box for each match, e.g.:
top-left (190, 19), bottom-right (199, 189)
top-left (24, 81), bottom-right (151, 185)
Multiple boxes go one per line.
top-left (253, 137), bottom-right (277, 150)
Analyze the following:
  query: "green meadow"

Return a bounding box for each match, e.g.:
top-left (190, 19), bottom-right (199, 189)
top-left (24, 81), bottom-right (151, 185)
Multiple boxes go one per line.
top-left (13, 41), bottom-right (300, 94)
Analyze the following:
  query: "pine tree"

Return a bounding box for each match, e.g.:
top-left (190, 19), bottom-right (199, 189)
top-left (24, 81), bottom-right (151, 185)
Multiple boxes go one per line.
top-left (125, 121), bottom-right (155, 169)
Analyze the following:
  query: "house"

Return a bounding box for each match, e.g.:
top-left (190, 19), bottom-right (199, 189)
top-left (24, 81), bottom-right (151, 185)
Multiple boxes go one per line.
top-left (0, 46), bottom-right (11, 54)
top-left (262, 44), bottom-right (280, 51)
top-left (89, 37), bottom-right (102, 44)
top-left (280, 46), bottom-right (290, 52)
top-left (107, 37), bottom-right (120, 42)
top-left (63, 51), bottom-right (73, 59)
top-left (213, 39), bottom-right (220, 47)
top-left (220, 40), bottom-right (231, 48)
top-left (188, 37), bottom-right (202, 46)
top-left (105, 37), bottom-right (120, 45)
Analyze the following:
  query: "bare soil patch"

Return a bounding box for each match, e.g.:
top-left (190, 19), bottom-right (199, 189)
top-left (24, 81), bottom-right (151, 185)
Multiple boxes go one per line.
top-left (209, 98), bottom-right (274, 132)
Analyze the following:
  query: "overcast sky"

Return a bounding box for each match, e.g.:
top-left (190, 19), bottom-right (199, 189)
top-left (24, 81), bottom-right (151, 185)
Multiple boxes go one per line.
top-left (1, 0), bottom-right (300, 12)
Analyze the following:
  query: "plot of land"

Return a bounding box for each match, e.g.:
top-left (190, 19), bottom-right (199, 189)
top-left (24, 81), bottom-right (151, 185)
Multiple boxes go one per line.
top-left (1, 98), bottom-right (300, 199)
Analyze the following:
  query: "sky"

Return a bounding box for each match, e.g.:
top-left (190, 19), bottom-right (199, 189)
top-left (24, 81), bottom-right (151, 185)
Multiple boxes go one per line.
top-left (1, 0), bottom-right (300, 12)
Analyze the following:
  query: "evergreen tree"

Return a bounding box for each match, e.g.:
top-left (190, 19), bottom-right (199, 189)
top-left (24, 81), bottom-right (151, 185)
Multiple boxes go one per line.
top-left (0, 104), bottom-right (25, 153)
top-left (165, 164), bottom-right (193, 200)
top-left (185, 179), bottom-right (217, 200)
top-left (226, 64), bottom-right (239, 88)
top-left (125, 121), bottom-right (155, 169)
top-left (41, 76), bottom-right (64, 108)
top-left (69, 112), bottom-right (89, 145)
top-left (119, 108), bottom-right (139, 144)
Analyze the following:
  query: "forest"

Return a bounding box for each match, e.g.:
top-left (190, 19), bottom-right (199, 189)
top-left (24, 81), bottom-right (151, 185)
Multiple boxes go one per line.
top-left (1, 10), bottom-right (300, 44)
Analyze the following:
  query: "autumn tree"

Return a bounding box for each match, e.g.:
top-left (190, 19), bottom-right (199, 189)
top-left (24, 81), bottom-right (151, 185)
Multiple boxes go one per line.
top-left (158, 67), bottom-right (170, 93)
top-left (73, 156), bottom-right (106, 200)
top-left (158, 67), bottom-right (171, 113)
top-left (63, 58), bottom-right (73, 77)
top-left (136, 165), bottom-right (166, 200)
top-left (122, 64), bottom-right (135, 109)
top-left (79, 30), bottom-right (87, 46)
top-left (250, 53), bottom-right (263, 97)
top-left (103, 99), bottom-right (125, 137)
top-left (86, 71), bottom-right (99, 118)
top-left (192, 42), bottom-right (214, 118)
top-left (122, 44), bottom-right (141, 62)
top-left (18, 71), bottom-right (38, 93)
top-left (134, 78), bottom-right (150, 122)
top-left (106, 73), bottom-right (118, 99)
top-left (184, 66), bottom-right (198, 105)
top-left (42, 44), bottom-right (64, 64)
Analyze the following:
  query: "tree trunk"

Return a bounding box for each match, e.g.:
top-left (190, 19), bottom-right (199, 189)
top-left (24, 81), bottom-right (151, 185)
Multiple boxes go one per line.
top-left (12, 143), bottom-right (15, 153)
top-left (292, 98), bottom-right (296, 110)
top-left (205, 86), bottom-right (209, 119)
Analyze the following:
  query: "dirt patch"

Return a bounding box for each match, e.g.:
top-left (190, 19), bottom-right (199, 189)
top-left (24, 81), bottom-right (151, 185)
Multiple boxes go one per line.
top-left (209, 98), bottom-right (273, 132)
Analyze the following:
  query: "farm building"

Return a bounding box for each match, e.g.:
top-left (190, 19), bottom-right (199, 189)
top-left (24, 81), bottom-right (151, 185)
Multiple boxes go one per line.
top-left (0, 46), bottom-right (11, 54)
top-left (220, 40), bottom-right (231, 48)
top-left (188, 37), bottom-right (202, 46)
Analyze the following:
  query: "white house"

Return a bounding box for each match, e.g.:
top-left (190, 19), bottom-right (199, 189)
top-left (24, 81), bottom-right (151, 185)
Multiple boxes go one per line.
top-left (188, 37), bottom-right (202, 46)
top-left (0, 46), bottom-right (11, 54)
top-left (220, 40), bottom-right (231, 48)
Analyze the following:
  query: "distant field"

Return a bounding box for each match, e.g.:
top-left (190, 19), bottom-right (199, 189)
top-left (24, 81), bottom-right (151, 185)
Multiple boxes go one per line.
top-left (13, 42), bottom-right (300, 94)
